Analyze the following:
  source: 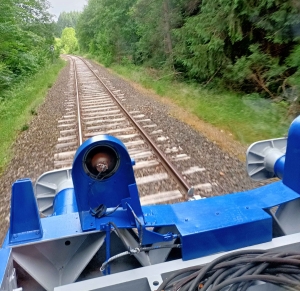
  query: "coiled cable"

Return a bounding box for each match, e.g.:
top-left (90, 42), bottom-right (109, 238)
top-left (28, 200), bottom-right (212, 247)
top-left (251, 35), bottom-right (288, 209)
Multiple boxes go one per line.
top-left (156, 250), bottom-right (300, 291)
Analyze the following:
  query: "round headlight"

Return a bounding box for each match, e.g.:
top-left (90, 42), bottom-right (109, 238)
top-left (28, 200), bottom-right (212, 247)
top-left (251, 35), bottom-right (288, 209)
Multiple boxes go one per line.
top-left (83, 145), bottom-right (120, 180)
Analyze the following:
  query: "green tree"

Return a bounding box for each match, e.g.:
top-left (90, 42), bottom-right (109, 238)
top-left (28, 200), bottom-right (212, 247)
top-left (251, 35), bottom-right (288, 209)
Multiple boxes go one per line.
top-left (76, 0), bottom-right (138, 66)
top-left (55, 11), bottom-right (81, 37)
top-left (60, 27), bottom-right (78, 53)
top-left (0, 0), bottom-right (55, 96)
top-left (75, 0), bottom-right (300, 100)
top-left (174, 0), bottom-right (300, 97)
top-left (131, 0), bottom-right (182, 68)
top-left (76, 0), bottom-right (100, 53)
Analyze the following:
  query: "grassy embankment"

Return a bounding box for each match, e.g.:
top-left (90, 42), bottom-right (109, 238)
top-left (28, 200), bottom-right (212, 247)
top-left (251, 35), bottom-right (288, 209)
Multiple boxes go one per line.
top-left (0, 59), bottom-right (66, 172)
top-left (109, 63), bottom-right (291, 145)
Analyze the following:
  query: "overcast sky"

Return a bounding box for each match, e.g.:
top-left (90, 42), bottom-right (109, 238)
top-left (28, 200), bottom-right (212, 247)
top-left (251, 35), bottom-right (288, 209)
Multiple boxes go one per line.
top-left (48, 0), bottom-right (87, 19)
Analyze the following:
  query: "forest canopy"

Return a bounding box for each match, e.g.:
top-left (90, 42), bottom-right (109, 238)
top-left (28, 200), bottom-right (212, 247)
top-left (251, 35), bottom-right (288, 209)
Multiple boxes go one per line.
top-left (55, 11), bottom-right (80, 37)
top-left (76, 0), bottom-right (300, 102)
top-left (2, 0), bottom-right (299, 107)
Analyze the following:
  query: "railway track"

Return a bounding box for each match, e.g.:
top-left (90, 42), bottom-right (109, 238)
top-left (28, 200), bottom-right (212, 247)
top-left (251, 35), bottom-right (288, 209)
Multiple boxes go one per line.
top-left (41, 56), bottom-right (213, 207)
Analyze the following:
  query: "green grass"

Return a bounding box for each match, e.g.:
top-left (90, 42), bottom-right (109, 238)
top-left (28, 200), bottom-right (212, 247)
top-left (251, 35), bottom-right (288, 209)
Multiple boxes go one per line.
top-left (111, 63), bottom-right (291, 144)
top-left (0, 59), bottom-right (66, 172)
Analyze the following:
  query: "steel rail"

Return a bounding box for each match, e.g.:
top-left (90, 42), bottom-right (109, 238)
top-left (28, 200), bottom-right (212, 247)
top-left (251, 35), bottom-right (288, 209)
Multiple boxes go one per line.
top-left (76, 56), bottom-right (191, 197)
top-left (72, 57), bottom-right (83, 146)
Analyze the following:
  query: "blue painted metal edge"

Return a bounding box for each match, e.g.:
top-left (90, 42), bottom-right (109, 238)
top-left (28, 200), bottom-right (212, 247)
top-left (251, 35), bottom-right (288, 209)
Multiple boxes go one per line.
top-left (0, 248), bottom-right (11, 288)
top-left (9, 179), bottom-right (43, 244)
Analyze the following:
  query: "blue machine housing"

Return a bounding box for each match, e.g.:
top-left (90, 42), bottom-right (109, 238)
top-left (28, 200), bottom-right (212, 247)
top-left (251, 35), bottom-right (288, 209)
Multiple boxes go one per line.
top-left (283, 117), bottom-right (300, 192)
top-left (143, 181), bottom-right (299, 259)
top-left (1, 116), bottom-right (300, 290)
top-left (71, 135), bottom-right (144, 232)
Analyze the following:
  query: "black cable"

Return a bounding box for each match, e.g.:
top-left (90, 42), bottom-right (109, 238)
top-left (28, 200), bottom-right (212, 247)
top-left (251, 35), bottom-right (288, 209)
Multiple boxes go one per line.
top-left (212, 255), bottom-right (300, 291)
top-left (238, 266), bottom-right (264, 291)
top-left (188, 250), bottom-right (267, 291)
top-left (158, 253), bottom-right (263, 291)
top-left (126, 202), bottom-right (143, 244)
top-left (90, 203), bottom-right (121, 218)
top-left (200, 268), bottom-right (227, 291)
top-left (209, 274), bottom-right (300, 291)
top-left (90, 204), bottom-right (107, 218)
top-left (208, 256), bottom-right (300, 270)
top-left (216, 263), bottom-right (254, 287)
top-left (226, 252), bottom-right (274, 287)
top-left (290, 274), bottom-right (300, 281)
top-left (265, 267), bottom-right (300, 274)
top-left (278, 273), bottom-right (300, 282)
top-left (158, 270), bottom-right (196, 291)
top-left (104, 203), bottom-right (121, 216)
top-left (171, 270), bottom-right (202, 291)
top-left (156, 250), bottom-right (300, 291)
top-left (233, 253), bottom-right (300, 291)
top-left (156, 266), bottom-right (202, 291)
top-left (180, 280), bottom-right (196, 291)
top-left (239, 261), bottom-right (273, 291)
top-left (212, 265), bottom-right (245, 289)
top-left (232, 266), bottom-right (260, 291)
top-left (107, 221), bottom-right (130, 251)
top-left (88, 171), bottom-right (112, 214)
top-left (140, 245), bottom-right (181, 252)
top-left (233, 253), bottom-right (276, 291)
top-left (87, 172), bottom-right (102, 208)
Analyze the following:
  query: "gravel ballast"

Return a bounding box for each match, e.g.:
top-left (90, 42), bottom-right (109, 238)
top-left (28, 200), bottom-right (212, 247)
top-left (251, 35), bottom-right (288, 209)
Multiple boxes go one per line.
top-left (0, 58), bottom-right (263, 244)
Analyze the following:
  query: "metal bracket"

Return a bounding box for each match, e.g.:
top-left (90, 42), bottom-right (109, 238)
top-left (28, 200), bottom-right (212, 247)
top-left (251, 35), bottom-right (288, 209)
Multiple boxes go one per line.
top-left (246, 137), bottom-right (287, 181)
top-left (35, 168), bottom-right (73, 216)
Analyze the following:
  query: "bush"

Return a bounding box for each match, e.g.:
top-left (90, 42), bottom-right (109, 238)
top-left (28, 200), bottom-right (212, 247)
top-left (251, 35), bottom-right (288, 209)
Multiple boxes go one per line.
top-left (0, 63), bottom-right (13, 92)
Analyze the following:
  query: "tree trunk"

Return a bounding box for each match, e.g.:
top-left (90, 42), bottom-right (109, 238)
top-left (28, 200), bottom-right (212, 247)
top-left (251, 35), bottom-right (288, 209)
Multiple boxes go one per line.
top-left (251, 72), bottom-right (275, 99)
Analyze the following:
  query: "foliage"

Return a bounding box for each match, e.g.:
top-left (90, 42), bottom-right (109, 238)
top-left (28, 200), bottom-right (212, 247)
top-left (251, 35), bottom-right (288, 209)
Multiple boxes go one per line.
top-left (131, 0), bottom-right (169, 67)
top-left (55, 11), bottom-right (81, 37)
top-left (75, 0), bottom-right (99, 53)
top-left (54, 37), bottom-right (62, 54)
top-left (284, 44), bottom-right (300, 110)
top-left (0, 62), bottom-right (14, 91)
top-left (60, 27), bottom-right (78, 54)
top-left (174, 0), bottom-right (300, 98)
top-left (76, 0), bottom-right (300, 114)
top-left (224, 44), bottom-right (287, 98)
top-left (0, 0), bottom-right (56, 97)
top-left (286, 44), bottom-right (300, 68)
top-left (76, 0), bottom-right (138, 66)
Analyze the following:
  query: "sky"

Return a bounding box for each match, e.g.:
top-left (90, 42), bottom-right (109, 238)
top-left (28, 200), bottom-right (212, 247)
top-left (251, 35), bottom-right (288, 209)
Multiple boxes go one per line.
top-left (48, 0), bottom-right (87, 19)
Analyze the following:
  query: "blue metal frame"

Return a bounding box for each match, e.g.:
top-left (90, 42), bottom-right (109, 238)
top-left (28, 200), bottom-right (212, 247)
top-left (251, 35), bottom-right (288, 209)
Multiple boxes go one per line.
top-left (2, 117), bottom-right (300, 287)
top-left (0, 248), bottom-right (11, 289)
top-left (52, 188), bottom-right (78, 216)
top-left (143, 181), bottom-right (299, 259)
top-left (283, 117), bottom-right (300, 192)
top-left (9, 179), bottom-right (42, 244)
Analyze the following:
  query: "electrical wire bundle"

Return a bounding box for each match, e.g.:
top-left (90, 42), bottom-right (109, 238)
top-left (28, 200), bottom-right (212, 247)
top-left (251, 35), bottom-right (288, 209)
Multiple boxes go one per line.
top-left (157, 249), bottom-right (300, 291)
